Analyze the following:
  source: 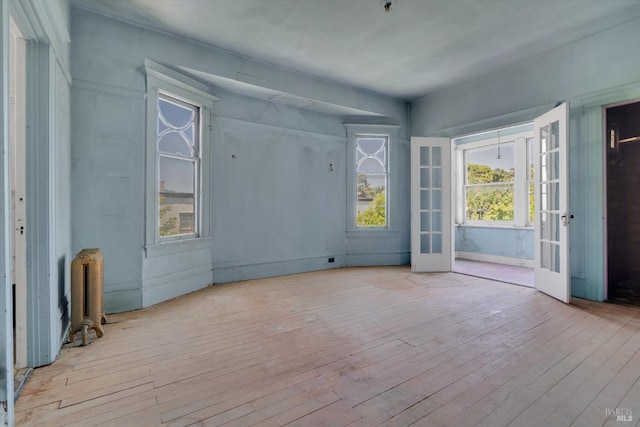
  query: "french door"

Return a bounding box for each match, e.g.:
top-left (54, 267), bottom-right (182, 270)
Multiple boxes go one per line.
top-left (410, 137), bottom-right (452, 272)
top-left (410, 104), bottom-right (570, 303)
top-left (533, 102), bottom-right (570, 302)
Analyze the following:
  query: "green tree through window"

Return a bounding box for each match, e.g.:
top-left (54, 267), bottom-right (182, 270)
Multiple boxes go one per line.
top-left (357, 192), bottom-right (386, 226)
top-left (465, 163), bottom-right (515, 221)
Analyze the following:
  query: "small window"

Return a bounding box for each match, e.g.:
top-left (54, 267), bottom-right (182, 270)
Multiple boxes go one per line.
top-left (356, 135), bottom-right (388, 227)
top-left (157, 93), bottom-right (200, 239)
top-left (465, 143), bottom-right (515, 221)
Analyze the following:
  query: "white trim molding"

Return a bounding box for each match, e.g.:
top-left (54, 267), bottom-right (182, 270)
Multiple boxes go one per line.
top-left (142, 59), bottom-right (217, 257)
top-left (345, 123), bottom-right (401, 236)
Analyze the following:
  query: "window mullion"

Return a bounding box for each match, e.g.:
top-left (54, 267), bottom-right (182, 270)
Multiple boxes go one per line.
top-left (513, 136), bottom-right (526, 227)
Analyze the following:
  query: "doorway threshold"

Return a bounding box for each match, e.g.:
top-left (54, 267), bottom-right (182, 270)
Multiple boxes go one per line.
top-left (13, 368), bottom-right (32, 402)
top-left (453, 258), bottom-right (534, 288)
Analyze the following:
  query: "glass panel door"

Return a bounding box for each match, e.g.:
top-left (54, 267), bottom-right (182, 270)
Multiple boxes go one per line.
top-left (411, 138), bottom-right (452, 272)
top-left (534, 103), bottom-right (570, 302)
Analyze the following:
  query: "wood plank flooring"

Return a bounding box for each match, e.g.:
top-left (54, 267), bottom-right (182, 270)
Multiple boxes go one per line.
top-left (14, 267), bottom-right (640, 426)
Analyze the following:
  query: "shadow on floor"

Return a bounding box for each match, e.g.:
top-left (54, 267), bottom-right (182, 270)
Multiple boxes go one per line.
top-left (453, 258), bottom-right (534, 288)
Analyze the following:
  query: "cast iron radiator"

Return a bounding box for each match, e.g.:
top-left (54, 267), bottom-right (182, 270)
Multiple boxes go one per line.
top-left (68, 248), bottom-right (107, 345)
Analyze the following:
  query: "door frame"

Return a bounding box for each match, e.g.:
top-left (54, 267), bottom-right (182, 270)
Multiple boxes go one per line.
top-left (9, 15), bottom-right (27, 370)
top-left (602, 97), bottom-right (640, 301)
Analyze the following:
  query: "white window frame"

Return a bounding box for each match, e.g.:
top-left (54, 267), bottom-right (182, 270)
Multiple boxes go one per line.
top-left (157, 92), bottom-right (200, 240)
top-left (356, 134), bottom-right (389, 228)
top-left (143, 59), bottom-right (217, 256)
top-left (345, 124), bottom-right (400, 236)
top-left (454, 127), bottom-right (533, 228)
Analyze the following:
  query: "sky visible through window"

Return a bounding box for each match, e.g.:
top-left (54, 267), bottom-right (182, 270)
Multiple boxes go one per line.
top-left (158, 96), bottom-right (198, 194)
top-left (466, 144), bottom-right (514, 171)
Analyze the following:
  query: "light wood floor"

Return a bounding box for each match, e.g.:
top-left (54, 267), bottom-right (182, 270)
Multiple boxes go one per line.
top-left (14, 267), bottom-right (640, 426)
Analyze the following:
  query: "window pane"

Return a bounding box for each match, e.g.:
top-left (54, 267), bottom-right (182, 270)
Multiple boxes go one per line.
top-left (552, 213), bottom-right (560, 242)
top-left (420, 168), bottom-right (430, 188)
top-left (420, 190), bottom-right (430, 210)
top-left (420, 234), bottom-right (430, 254)
top-left (357, 173), bottom-right (386, 226)
top-left (158, 94), bottom-right (199, 155)
top-left (550, 151), bottom-right (559, 181)
top-left (540, 125), bottom-right (548, 152)
top-left (432, 146), bottom-right (441, 166)
top-left (420, 212), bottom-right (430, 232)
top-left (466, 143), bottom-right (514, 185)
top-left (159, 132), bottom-right (192, 156)
top-left (432, 189), bottom-right (442, 210)
top-left (159, 96), bottom-right (195, 129)
top-left (420, 146), bottom-right (429, 166)
top-left (541, 242), bottom-right (550, 269)
top-left (551, 121), bottom-right (559, 149)
top-left (552, 243), bottom-right (560, 273)
top-left (432, 233), bottom-right (442, 253)
top-left (540, 183), bottom-right (548, 211)
top-left (357, 138), bottom-right (385, 155)
top-left (540, 212), bottom-right (550, 240)
top-left (465, 184), bottom-right (514, 221)
top-left (356, 135), bottom-right (388, 228)
top-left (432, 168), bottom-right (442, 188)
top-left (357, 137), bottom-right (387, 173)
top-left (159, 156), bottom-right (195, 237)
top-left (432, 212), bottom-right (442, 232)
top-left (358, 157), bottom-right (385, 173)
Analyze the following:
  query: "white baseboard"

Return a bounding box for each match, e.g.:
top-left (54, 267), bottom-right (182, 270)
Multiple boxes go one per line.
top-left (455, 251), bottom-right (534, 268)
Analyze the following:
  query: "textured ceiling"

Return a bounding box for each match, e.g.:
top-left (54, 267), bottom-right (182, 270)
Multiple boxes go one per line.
top-left (72, 0), bottom-right (640, 100)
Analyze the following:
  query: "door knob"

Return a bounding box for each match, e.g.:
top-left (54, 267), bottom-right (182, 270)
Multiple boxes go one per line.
top-left (561, 214), bottom-right (574, 226)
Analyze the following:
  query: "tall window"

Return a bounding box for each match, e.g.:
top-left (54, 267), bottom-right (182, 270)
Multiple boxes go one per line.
top-left (356, 135), bottom-right (388, 227)
top-left (454, 126), bottom-right (534, 227)
top-left (143, 59), bottom-right (216, 253)
top-left (157, 93), bottom-right (200, 238)
top-left (465, 142), bottom-right (515, 221)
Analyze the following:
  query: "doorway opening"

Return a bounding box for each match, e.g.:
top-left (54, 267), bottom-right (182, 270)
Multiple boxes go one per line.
top-left (450, 125), bottom-right (535, 288)
top-left (605, 100), bottom-right (640, 307)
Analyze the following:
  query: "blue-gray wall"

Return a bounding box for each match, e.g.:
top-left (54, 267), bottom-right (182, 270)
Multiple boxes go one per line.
top-left (70, 8), bottom-right (409, 313)
top-left (411, 16), bottom-right (640, 301)
top-left (455, 226), bottom-right (534, 262)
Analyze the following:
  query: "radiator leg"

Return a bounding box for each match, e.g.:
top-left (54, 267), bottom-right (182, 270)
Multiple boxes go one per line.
top-left (81, 323), bottom-right (89, 346)
top-left (95, 322), bottom-right (104, 338)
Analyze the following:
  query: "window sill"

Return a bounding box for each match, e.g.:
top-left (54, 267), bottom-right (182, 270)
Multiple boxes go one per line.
top-left (145, 236), bottom-right (213, 258)
top-left (456, 223), bottom-right (534, 231)
top-left (347, 229), bottom-right (399, 238)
